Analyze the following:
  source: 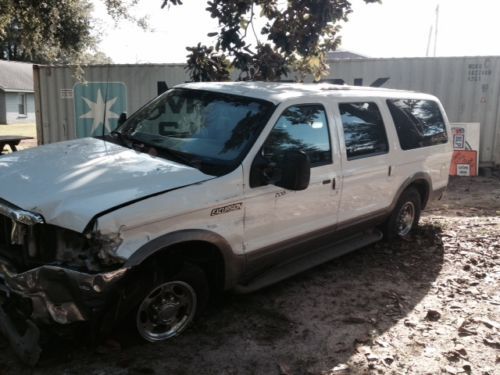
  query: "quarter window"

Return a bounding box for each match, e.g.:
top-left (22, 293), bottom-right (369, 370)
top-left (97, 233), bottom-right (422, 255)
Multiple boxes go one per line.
top-left (339, 102), bottom-right (389, 160)
top-left (262, 104), bottom-right (332, 166)
top-left (387, 99), bottom-right (448, 150)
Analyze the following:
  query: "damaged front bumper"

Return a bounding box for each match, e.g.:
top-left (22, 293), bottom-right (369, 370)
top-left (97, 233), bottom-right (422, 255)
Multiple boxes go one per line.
top-left (0, 259), bottom-right (128, 365)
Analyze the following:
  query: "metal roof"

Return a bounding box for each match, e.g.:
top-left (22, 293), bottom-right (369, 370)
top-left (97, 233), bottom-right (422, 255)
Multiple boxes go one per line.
top-left (327, 50), bottom-right (368, 60)
top-left (0, 60), bottom-right (34, 92)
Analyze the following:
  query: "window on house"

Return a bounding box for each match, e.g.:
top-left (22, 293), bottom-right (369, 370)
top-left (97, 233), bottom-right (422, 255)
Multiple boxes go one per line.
top-left (18, 94), bottom-right (26, 115)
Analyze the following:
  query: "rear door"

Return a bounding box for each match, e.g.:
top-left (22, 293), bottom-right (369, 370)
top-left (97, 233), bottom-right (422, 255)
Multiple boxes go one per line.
top-left (333, 100), bottom-right (395, 224)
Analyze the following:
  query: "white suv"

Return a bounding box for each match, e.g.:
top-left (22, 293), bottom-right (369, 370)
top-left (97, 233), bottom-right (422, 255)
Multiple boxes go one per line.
top-left (0, 82), bottom-right (452, 364)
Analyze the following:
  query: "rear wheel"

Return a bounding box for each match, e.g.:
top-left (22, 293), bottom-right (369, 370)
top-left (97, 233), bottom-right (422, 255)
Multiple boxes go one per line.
top-left (384, 187), bottom-right (421, 240)
top-left (135, 264), bottom-right (208, 342)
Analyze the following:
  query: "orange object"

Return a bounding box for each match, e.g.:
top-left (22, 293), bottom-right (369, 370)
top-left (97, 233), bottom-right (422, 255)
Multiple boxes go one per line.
top-left (450, 150), bottom-right (478, 176)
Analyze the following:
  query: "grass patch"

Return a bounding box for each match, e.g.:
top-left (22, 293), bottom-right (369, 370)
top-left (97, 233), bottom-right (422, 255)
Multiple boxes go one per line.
top-left (0, 123), bottom-right (37, 138)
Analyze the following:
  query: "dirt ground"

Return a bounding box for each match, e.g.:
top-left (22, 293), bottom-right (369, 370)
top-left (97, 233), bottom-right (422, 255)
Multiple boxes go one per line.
top-left (0, 175), bottom-right (498, 375)
top-left (0, 124), bottom-right (37, 152)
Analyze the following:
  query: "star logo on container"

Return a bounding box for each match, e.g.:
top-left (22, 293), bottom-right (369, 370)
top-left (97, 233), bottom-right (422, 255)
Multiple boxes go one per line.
top-left (74, 82), bottom-right (127, 138)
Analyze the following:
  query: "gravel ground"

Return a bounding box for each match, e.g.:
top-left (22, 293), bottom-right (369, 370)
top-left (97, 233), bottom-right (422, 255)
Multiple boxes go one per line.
top-left (0, 175), bottom-right (498, 375)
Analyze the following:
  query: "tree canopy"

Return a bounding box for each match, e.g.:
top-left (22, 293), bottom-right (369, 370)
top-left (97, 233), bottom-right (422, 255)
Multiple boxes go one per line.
top-left (0, 0), bottom-right (96, 63)
top-left (0, 0), bottom-right (379, 78)
top-left (163, 0), bottom-right (381, 82)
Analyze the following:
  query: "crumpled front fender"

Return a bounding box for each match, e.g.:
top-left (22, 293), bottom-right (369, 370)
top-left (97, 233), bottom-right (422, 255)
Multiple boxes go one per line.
top-left (0, 260), bottom-right (129, 365)
top-left (0, 263), bottom-right (128, 324)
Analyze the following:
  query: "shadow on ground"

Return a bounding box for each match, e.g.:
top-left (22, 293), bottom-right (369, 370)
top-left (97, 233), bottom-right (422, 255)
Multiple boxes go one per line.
top-left (0, 223), bottom-right (445, 374)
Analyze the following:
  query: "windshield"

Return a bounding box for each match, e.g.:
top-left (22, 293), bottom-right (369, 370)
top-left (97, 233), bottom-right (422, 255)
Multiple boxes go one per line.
top-left (115, 88), bottom-right (275, 176)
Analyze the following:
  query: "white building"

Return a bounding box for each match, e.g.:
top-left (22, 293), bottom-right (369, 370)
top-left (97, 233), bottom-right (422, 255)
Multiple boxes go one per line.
top-left (0, 60), bottom-right (35, 125)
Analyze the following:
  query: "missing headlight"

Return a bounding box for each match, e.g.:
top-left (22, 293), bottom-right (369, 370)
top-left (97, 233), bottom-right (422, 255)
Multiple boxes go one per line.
top-left (0, 219), bottom-right (125, 273)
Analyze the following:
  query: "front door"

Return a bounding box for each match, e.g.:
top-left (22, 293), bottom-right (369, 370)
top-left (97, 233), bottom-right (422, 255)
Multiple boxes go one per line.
top-left (243, 103), bottom-right (342, 269)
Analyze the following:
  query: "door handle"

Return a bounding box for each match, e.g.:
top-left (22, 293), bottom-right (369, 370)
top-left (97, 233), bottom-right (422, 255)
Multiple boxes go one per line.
top-left (322, 178), bottom-right (336, 189)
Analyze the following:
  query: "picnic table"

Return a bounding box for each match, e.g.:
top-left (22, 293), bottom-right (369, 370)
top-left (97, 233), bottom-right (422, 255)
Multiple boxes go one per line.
top-left (0, 135), bottom-right (34, 154)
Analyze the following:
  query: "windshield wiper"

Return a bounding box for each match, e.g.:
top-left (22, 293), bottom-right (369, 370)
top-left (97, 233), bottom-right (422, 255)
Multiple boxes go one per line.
top-left (110, 131), bottom-right (149, 152)
top-left (109, 129), bottom-right (129, 145)
top-left (158, 147), bottom-right (201, 169)
top-left (110, 129), bottom-right (122, 138)
top-left (114, 132), bottom-right (203, 170)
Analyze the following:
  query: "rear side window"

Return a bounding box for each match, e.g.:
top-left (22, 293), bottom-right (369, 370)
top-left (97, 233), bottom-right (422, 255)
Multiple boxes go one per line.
top-left (387, 99), bottom-right (448, 150)
top-left (339, 102), bottom-right (389, 160)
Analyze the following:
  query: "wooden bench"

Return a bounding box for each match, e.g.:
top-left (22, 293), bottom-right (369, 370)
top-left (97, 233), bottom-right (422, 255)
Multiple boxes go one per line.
top-left (0, 136), bottom-right (34, 154)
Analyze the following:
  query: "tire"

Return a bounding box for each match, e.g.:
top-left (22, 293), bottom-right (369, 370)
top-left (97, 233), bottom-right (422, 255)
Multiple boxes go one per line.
top-left (383, 187), bottom-right (421, 240)
top-left (134, 263), bottom-right (209, 342)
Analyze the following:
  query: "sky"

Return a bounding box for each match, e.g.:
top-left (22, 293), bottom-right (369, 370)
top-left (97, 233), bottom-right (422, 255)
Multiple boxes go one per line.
top-left (92, 0), bottom-right (500, 64)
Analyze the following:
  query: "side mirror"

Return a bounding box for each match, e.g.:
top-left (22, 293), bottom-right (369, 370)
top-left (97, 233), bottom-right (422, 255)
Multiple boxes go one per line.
top-left (275, 150), bottom-right (311, 191)
top-left (117, 112), bottom-right (127, 127)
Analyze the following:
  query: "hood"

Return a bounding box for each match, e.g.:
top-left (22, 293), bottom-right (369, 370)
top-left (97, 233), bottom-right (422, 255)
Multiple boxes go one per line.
top-left (0, 138), bottom-right (213, 232)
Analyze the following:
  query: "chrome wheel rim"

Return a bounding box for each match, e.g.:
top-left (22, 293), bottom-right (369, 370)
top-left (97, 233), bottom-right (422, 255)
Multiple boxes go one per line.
top-left (396, 202), bottom-right (415, 237)
top-left (136, 281), bottom-right (196, 342)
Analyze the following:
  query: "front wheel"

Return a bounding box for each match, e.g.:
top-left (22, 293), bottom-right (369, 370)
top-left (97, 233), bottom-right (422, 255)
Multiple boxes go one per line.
top-left (135, 264), bottom-right (208, 342)
top-left (384, 187), bottom-right (421, 240)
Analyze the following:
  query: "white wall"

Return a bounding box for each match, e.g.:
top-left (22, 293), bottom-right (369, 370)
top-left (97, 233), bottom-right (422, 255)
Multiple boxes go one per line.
top-left (0, 91), bottom-right (5, 124)
top-left (4, 92), bottom-right (35, 124)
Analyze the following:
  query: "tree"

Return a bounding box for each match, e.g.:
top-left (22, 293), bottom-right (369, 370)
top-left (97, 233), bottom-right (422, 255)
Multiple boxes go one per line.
top-left (185, 43), bottom-right (230, 81)
top-left (0, 0), bottom-right (96, 63)
top-left (166, 0), bottom-right (381, 82)
top-left (78, 50), bottom-right (114, 65)
top-left (1, 0), bottom-right (380, 80)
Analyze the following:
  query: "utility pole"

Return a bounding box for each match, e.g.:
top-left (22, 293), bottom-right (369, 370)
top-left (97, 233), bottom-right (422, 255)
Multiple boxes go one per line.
top-left (434, 4), bottom-right (440, 57)
top-left (426, 25), bottom-right (433, 57)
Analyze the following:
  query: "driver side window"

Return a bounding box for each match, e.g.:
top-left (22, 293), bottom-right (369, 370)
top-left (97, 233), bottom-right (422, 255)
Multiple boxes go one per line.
top-left (262, 104), bottom-right (332, 166)
top-left (250, 104), bottom-right (332, 188)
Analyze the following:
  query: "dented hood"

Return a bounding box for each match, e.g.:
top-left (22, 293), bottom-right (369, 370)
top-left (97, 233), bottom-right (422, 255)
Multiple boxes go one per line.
top-left (0, 138), bottom-right (213, 233)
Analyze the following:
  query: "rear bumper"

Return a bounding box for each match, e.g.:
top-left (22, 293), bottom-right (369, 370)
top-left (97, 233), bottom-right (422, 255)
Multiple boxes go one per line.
top-left (0, 258), bottom-right (128, 365)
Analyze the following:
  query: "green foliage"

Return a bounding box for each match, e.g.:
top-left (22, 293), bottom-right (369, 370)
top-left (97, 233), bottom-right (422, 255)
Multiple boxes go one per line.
top-left (78, 50), bottom-right (114, 65)
top-left (185, 43), bottom-right (230, 81)
top-left (0, 0), bottom-right (380, 78)
top-left (0, 0), bottom-right (96, 63)
top-left (245, 44), bottom-right (289, 81)
top-left (167, 0), bottom-right (380, 82)
top-left (103, 0), bottom-right (149, 28)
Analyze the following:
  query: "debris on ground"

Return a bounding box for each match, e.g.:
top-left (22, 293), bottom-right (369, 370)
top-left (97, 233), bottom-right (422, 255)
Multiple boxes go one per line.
top-left (0, 175), bottom-right (498, 374)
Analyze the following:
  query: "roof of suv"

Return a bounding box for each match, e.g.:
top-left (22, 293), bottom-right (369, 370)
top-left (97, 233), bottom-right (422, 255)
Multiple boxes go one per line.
top-left (176, 81), bottom-right (434, 104)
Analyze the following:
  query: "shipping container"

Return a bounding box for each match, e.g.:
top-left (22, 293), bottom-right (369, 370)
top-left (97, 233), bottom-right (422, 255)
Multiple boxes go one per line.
top-left (34, 56), bottom-right (500, 166)
top-left (324, 56), bottom-right (500, 167)
top-left (33, 64), bottom-right (190, 145)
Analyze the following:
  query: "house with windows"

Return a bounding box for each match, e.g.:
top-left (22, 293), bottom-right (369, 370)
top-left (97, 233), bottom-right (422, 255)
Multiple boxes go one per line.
top-left (0, 60), bottom-right (35, 124)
